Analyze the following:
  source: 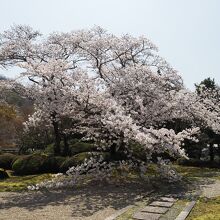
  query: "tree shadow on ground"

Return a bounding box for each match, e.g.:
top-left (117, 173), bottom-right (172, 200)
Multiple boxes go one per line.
top-left (0, 174), bottom-right (217, 218)
top-left (148, 176), bottom-right (216, 201)
top-left (0, 180), bottom-right (153, 218)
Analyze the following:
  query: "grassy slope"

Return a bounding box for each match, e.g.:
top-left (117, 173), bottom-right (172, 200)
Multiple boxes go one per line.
top-left (0, 169), bottom-right (52, 192)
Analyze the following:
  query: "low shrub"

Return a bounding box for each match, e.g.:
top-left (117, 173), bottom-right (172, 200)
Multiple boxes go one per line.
top-left (0, 153), bottom-right (19, 170)
top-left (177, 158), bottom-right (220, 168)
top-left (12, 154), bottom-right (47, 175)
top-left (41, 156), bottom-right (66, 173)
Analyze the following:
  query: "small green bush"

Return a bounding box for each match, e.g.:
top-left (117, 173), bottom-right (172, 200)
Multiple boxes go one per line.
top-left (0, 153), bottom-right (19, 170)
top-left (12, 154), bottom-right (47, 175)
top-left (41, 156), bottom-right (66, 173)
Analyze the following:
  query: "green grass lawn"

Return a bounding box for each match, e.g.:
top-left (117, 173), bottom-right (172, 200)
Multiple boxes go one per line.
top-left (187, 196), bottom-right (220, 220)
top-left (0, 169), bottom-right (52, 192)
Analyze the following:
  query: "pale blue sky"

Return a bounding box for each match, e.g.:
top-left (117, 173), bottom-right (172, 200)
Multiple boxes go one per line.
top-left (0, 0), bottom-right (220, 90)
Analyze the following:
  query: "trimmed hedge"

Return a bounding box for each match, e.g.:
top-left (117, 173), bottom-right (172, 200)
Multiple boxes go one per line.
top-left (12, 154), bottom-right (47, 175)
top-left (0, 153), bottom-right (19, 170)
top-left (177, 158), bottom-right (220, 168)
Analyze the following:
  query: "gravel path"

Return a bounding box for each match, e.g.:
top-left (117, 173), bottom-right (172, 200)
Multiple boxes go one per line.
top-left (0, 182), bottom-right (152, 220)
top-left (1, 177), bottom-right (219, 219)
top-left (201, 179), bottom-right (220, 198)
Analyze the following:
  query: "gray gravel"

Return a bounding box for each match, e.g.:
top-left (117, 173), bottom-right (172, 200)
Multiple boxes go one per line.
top-left (1, 177), bottom-right (219, 219)
top-left (0, 182), bottom-right (152, 220)
top-left (201, 179), bottom-right (220, 198)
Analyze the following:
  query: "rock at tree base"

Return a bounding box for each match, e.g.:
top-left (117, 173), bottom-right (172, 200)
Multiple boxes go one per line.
top-left (0, 170), bottom-right (9, 179)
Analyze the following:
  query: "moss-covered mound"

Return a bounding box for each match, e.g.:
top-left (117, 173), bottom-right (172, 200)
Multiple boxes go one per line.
top-left (60, 152), bottom-right (111, 172)
top-left (0, 153), bottom-right (19, 170)
top-left (69, 141), bottom-right (95, 155)
top-left (12, 154), bottom-right (47, 175)
top-left (41, 156), bottom-right (66, 173)
top-left (60, 152), bottom-right (92, 172)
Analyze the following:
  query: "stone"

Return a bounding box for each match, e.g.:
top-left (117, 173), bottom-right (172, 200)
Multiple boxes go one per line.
top-left (133, 212), bottom-right (161, 220)
top-left (0, 170), bottom-right (9, 179)
top-left (141, 205), bottom-right (168, 214)
top-left (159, 197), bottom-right (177, 202)
top-left (149, 201), bottom-right (174, 207)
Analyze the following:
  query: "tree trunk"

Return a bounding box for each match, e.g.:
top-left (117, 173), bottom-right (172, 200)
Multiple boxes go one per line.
top-left (52, 120), bottom-right (61, 155)
top-left (217, 145), bottom-right (220, 159)
top-left (209, 143), bottom-right (214, 162)
top-left (197, 148), bottom-right (202, 160)
top-left (110, 143), bottom-right (117, 159)
top-left (63, 134), bottom-right (70, 156)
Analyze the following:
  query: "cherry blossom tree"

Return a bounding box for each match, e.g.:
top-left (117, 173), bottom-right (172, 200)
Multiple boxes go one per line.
top-left (1, 25), bottom-right (219, 185)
